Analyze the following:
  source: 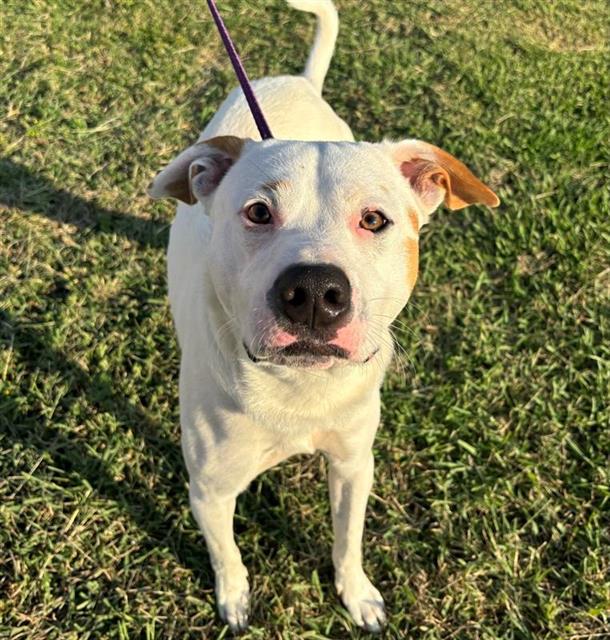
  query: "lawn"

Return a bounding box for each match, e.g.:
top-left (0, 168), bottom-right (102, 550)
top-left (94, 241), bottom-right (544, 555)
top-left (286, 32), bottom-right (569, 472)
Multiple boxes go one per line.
top-left (1, 0), bottom-right (608, 638)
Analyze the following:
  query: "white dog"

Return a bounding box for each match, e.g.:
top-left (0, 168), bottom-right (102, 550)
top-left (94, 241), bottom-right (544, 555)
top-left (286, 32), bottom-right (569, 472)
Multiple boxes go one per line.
top-left (149, 0), bottom-right (498, 632)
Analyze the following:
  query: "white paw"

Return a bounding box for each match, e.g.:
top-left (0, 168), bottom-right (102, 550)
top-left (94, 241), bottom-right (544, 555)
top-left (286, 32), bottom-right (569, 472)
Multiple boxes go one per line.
top-left (336, 568), bottom-right (386, 633)
top-left (216, 566), bottom-right (250, 632)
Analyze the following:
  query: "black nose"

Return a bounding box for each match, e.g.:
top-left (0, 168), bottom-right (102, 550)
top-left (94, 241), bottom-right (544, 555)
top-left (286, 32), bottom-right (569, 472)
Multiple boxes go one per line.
top-left (271, 263), bottom-right (352, 332)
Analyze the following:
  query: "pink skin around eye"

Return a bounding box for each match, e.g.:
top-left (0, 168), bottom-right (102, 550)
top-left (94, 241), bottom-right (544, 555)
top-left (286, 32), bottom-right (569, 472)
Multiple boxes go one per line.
top-left (350, 211), bottom-right (375, 238)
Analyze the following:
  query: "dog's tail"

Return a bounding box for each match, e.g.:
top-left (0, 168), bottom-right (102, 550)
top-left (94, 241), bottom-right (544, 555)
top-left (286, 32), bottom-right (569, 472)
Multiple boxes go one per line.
top-left (286, 0), bottom-right (338, 94)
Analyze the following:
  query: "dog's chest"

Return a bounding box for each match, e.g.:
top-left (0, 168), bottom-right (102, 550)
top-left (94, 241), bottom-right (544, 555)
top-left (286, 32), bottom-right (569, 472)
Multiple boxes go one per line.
top-left (256, 431), bottom-right (316, 475)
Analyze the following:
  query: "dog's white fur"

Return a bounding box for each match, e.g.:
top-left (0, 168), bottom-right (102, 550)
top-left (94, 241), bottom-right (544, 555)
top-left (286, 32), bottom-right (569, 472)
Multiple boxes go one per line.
top-left (149, 0), bottom-right (498, 631)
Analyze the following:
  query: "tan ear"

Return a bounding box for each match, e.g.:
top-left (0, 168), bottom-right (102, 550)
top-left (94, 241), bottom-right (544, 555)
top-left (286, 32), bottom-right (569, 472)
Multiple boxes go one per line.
top-left (147, 135), bottom-right (248, 204)
top-left (391, 139), bottom-right (499, 217)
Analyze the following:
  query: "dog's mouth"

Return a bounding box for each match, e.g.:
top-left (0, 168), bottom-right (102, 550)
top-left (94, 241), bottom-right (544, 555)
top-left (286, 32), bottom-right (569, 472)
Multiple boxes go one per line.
top-left (244, 341), bottom-right (378, 368)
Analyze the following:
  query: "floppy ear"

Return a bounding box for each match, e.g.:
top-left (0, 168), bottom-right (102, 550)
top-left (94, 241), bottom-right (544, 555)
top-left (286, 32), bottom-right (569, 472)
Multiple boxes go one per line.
top-left (389, 139), bottom-right (499, 223)
top-left (147, 135), bottom-right (248, 204)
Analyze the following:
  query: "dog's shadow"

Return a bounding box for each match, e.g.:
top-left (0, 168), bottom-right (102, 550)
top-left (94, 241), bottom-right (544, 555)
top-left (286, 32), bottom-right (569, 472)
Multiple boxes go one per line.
top-left (1, 158), bottom-right (213, 580)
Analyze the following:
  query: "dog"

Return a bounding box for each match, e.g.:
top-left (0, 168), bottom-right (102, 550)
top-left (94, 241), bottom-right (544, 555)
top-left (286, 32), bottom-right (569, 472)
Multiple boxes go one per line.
top-left (148, 0), bottom-right (499, 632)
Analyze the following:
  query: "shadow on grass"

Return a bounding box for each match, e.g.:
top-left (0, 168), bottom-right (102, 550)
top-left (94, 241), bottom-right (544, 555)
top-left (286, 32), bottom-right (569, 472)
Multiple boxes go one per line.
top-left (0, 155), bottom-right (214, 578)
top-left (0, 157), bottom-right (167, 250)
top-left (0, 308), bottom-right (213, 580)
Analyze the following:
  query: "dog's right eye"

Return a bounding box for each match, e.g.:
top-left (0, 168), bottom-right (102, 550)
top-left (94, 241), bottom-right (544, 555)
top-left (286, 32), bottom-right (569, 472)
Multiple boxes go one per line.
top-left (245, 203), bottom-right (272, 225)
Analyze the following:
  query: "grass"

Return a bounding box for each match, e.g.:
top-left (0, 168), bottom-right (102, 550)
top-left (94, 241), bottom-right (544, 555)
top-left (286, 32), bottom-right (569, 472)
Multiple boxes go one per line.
top-left (0, 0), bottom-right (608, 637)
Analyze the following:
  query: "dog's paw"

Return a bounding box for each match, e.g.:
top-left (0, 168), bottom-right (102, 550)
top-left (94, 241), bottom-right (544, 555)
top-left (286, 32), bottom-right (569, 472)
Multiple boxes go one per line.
top-left (216, 566), bottom-right (250, 632)
top-left (336, 568), bottom-right (386, 633)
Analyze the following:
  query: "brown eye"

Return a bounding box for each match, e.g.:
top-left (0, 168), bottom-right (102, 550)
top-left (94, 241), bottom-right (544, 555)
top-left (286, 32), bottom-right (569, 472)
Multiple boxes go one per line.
top-left (246, 203), bottom-right (272, 224)
top-left (360, 210), bottom-right (389, 232)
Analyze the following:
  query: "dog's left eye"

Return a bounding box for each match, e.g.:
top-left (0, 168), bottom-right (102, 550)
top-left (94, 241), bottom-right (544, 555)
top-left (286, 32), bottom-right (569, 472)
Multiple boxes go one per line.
top-left (360, 210), bottom-right (389, 232)
top-left (246, 203), bottom-right (272, 225)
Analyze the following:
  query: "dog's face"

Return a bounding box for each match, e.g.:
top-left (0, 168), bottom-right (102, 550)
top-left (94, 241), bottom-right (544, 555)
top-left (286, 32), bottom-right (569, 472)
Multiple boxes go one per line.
top-left (150, 136), bottom-right (498, 368)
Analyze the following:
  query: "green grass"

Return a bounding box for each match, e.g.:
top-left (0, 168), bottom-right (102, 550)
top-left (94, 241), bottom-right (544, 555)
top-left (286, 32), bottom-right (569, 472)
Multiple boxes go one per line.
top-left (1, 0), bottom-right (608, 637)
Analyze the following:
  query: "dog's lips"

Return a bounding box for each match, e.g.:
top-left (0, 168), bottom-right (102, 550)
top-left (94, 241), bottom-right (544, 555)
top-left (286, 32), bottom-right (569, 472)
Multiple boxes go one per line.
top-left (279, 341), bottom-right (349, 359)
top-left (244, 341), bottom-right (379, 368)
top-left (244, 341), bottom-right (345, 366)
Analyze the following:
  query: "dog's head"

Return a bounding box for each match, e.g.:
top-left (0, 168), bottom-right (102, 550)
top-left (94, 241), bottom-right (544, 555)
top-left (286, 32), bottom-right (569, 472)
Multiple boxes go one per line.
top-left (149, 136), bottom-right (498, 369)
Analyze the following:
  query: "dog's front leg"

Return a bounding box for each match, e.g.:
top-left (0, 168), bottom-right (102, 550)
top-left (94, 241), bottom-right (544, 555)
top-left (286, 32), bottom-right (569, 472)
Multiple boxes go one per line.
top-left (327, 451), bottom-right (386, 632)
top-left (189, 483), bottom-right (249, 631)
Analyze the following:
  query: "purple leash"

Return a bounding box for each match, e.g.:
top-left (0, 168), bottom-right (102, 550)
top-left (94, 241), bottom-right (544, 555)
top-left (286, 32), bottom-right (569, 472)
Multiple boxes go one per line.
top-left (206, 0), bottom-right (274, 140)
